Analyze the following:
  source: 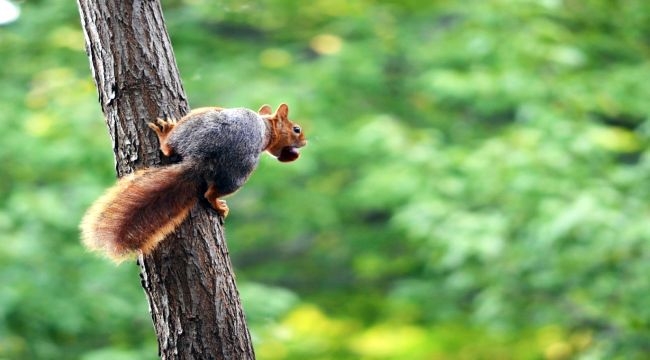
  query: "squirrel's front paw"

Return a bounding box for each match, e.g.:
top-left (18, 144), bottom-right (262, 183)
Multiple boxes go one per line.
top-left (148, 118), bottom-right (178, 156)
top-left (148, 118), bottom-right (177, 137)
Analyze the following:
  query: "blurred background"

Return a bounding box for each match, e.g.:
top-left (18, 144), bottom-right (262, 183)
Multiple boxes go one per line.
top-left (2, 0), bottom-right (650, 359)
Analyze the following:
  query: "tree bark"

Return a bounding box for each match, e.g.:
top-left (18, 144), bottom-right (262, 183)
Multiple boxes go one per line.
top-left (77, 1), bottom-right (255, 359)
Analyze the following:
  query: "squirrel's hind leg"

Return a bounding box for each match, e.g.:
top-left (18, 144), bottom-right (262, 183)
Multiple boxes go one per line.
top-left (204, 184), bottom-right (229, 218)
top-left (148, 118), bottom-right (177, 156)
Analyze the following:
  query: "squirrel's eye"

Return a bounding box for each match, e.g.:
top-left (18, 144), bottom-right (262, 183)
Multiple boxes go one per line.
top-left (293, 126), bottom-right (301, 134)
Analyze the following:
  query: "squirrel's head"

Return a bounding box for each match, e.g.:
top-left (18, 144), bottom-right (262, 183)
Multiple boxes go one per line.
top-left (259, 103), bottom-right (307, 162)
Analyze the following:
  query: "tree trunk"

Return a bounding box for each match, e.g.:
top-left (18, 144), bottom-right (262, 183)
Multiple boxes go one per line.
top-left (76, 1), bottom-right (255, 359)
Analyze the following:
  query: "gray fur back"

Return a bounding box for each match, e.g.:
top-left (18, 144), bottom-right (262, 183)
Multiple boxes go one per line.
top-left (168, 108), bottom-right (267, 195)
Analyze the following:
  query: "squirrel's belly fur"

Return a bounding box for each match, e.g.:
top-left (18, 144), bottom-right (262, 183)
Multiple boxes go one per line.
top-left (80, 162), bottom-right (198, 262)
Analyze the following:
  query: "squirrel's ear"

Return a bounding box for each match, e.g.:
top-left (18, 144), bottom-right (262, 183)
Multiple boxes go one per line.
top-left (276, 103), bottom-right (289, 119)
top-left (258, 105), bottom-right (273, 115)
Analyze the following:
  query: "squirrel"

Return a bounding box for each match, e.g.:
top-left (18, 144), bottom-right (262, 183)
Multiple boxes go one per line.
top-left (80, 103), bottom-right (307, 261)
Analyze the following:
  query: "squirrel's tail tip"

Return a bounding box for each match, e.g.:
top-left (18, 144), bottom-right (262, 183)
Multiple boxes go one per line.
top-left (80, 219), bottom-right (132, 263)
top-left (79, 203), bottom-right (136, 263)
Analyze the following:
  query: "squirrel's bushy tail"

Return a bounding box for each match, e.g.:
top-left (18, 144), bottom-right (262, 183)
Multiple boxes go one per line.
top-left (80, 162), bottom-right (199, 262)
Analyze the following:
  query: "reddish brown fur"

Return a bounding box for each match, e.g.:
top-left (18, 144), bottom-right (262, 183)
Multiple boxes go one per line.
top-left (261, 104), bottom-right (307, 160)
top-left (204, 184), bottom-right (230, 217)
top-left (80, 162), bottom-right (198, 261)
top-left (148, 118), bottom-right (178, 156)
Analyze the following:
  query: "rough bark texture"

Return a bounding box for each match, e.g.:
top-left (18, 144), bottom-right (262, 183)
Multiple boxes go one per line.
top-left (77, 1), bottom-right (255, 359)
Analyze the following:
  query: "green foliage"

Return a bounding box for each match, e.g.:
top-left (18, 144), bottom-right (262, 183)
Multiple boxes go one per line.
top-left (2, 0), bottom-right (650, 358)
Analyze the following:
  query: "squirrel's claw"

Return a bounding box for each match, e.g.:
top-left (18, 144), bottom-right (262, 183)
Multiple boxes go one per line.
top-left (204, 185), bottom-right (229, 218)
top-left (207, 198), bottom-right (229, 218)
top-left (149, 118), bottom-right (178, 157)
top-left (214, 199), bottom-right (229, 218)
top-left (149, 118), bottom-right (177, 135)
